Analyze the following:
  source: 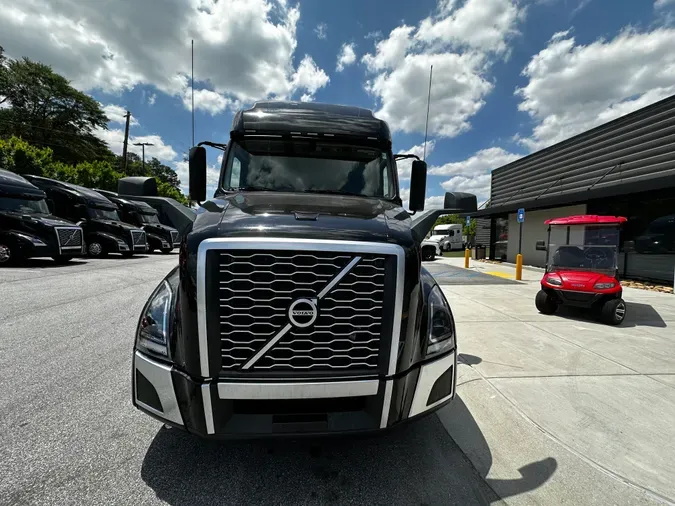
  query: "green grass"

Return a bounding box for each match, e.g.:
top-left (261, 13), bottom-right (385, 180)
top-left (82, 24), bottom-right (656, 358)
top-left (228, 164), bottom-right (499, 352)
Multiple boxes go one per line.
top-left (442, 250), bottom-right (467, 258)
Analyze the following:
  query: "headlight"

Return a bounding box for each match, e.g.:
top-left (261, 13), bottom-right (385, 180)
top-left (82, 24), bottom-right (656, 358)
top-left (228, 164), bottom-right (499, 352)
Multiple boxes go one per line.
top-left (426, 284), bottom-right (455, 356)
top-left (546, 276), bottom-right (562, 286)
top-left (594, 282), bottom-right (616, 289)
top-left (136, 280), bottom-right (173, 357)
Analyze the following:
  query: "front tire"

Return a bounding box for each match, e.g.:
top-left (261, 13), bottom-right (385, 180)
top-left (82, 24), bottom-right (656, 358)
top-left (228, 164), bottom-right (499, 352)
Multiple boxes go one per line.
top-left (160, 247), bottom-right (173, 254)
top-left (601, 298), bottom-right (626, 325)
top-left (52, 255), bottom-right (73, 264)
top-left (87, 242), bottom-right (106, 258)
top-left (121, 251), bottom-right (134, 258)
top-left (422, 247), bottom-right (435, 261)
top-left (0, 243), bottom-right (14, 265)
top-left (535, 290), bottom-right (557, 314)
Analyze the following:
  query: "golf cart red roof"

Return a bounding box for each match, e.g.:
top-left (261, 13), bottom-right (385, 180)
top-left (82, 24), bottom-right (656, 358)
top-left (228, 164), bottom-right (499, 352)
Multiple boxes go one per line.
top-left (545, 215), bottom-right (627, 226)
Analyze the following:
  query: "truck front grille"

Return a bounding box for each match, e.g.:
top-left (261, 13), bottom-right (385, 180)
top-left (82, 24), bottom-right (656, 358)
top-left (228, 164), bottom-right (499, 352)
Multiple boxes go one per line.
top-left (215, 250), bottom-right (389, 374)
top-left (131, 230), bottom-right (146, 248)
top-left (170, 230), bottom-right (179, 245)
top-left (55, 227), bottom-right (83, 251)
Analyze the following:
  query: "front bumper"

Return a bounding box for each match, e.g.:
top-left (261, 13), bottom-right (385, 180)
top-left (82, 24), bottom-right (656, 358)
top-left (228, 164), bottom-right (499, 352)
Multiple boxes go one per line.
top-left (132, 349), bottom-right (456, 438)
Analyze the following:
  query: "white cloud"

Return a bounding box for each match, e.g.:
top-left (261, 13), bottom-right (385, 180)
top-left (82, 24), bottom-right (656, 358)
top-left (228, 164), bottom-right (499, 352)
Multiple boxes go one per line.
top-left (424, 195), bottom-right (446, 209)
top-left (395, 140), bottom-right (436, 180)
top-left (147, 93), bottom-right (157, 106)
top-left (300, 93), bottom-right (314, 102)
top-left (336, 43), bottom-right (357, 72)
top-left (291, 55), bottom-right (330, 100)
top-left (365, 30), bottom-right (382, 40)
top-left (183, 88), bottom-right (231, 115)
top-left (429, 147), bottom-right (520, 177)
top-left (441, 174), bottom-right (492, 202)
top-left (314, 22), bottom-right (327, 40)
top-left (367, 51), bottom-right (492, 137)
top-left (655, 0), bottom-right (675, 8)
top-left (362, 25), bottom-right (415, 72)
top-left (0, 0), bottom-right (328, 106)
top-left (362, 0), bottom-right (525, 137)
top-left (416, 0), bottom-right (524, 54)
top-left (516, 27), bottom-right (675, 150)
top-left (100, 104), bottom-right (139, 126)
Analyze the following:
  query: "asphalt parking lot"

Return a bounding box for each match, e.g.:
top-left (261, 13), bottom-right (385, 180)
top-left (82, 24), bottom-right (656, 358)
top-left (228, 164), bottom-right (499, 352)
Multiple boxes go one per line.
top-left (1, 255), bottom-right (674, 505)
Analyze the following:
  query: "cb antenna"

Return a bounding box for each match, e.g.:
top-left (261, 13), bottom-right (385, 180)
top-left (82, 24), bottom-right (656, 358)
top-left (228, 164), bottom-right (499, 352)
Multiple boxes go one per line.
top-left (423, 65), bottom-right (433, 161)
top-left (191, 39), bottom-right (195, 147)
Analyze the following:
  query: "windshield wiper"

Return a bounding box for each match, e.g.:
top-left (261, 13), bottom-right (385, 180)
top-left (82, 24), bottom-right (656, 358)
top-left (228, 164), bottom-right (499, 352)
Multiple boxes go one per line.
top-left (301, 189), bottom-right (365, 197)
top-left (224, 186), bottom-right (274, 192)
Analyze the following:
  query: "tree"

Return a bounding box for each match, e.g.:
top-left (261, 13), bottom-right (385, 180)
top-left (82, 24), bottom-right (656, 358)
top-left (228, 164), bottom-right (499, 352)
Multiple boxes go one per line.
top-left (0, 54), bottom-right (113, 164)
top-left (157, 181), bottom-right (189, 205)
top-left (0, 136), bottom-right (54, 175)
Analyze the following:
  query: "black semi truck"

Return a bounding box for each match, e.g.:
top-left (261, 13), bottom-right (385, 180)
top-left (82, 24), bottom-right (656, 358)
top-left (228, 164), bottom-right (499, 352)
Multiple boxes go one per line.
top-left (24, 176), bottom-right (148, 257)
top-left (131, 101), bottom-right (475, 437)
top-left (0, 169), bottom-right (85, 264)
top-left (96, 190), bottom-right (180, 254)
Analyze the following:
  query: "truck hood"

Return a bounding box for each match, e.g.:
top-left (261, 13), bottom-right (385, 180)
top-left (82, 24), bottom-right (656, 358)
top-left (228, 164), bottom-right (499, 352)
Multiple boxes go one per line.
top-left (143, 223), bottom-right (177, 236)
top-left (189, 192), bottom-right (415, 247)
top-left (90, 219), bottom-right (143, 235)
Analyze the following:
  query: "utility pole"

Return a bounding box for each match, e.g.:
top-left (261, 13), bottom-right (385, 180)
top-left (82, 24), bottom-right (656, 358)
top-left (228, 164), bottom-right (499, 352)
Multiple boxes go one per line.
top-left (122, 111), bottom-right (131, 173)
top-left (133, 142), bottom-right (154, 172)
top-left (192, 39), bottom-right (195, 147)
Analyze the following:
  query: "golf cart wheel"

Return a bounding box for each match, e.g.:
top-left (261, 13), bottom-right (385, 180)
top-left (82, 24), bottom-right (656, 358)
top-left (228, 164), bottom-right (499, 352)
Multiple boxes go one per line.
top-left (87, 242), bottom-right (106, 257)
top-left (422, 247), bottom-right (435, 261)
top-left (535, 290), bottom-right (557, 314)
top-left (51, 255), bottom-right (73, 265)
top-left (160, 247), bottom-right (173, 254)
top-left (602, 298), bottom-right (626, 325)
top-left (0, 243), bottom-right (13, 265)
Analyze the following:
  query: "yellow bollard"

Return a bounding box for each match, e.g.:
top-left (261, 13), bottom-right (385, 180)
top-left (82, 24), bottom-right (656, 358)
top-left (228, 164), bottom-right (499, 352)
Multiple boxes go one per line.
top-left (464, 248), bottom-right (470, 269)
top-left (515, 253), bottom-right (523, 281)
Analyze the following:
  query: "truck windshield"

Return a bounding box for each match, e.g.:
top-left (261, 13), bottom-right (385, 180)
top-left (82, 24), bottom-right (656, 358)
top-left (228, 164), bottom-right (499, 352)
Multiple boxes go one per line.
top-left (138, 213), bottom-right (160, 224)
top-left (89, 207), bottom-right (120, 220)
top-left (221, 139), bottom-right (395, 198)
top-left (0, 196), bottom-right (50, 214)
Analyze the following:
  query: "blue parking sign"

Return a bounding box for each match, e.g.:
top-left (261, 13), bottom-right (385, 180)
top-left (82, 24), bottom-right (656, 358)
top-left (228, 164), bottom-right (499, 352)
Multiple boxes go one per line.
top-left (466, 215), bottom-right (471, 227)
top-left (517, 208), bottom-right (525, 223)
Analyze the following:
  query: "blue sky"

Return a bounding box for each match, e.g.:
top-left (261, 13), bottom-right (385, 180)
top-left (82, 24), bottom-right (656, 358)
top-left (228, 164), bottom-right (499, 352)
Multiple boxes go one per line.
top-left (2, 0), bottom-right (675, 205)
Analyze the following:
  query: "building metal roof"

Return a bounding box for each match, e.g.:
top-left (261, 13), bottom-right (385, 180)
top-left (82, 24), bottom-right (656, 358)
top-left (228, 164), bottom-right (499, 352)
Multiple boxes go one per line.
top-left (484, 94), bottom-right (675, 211)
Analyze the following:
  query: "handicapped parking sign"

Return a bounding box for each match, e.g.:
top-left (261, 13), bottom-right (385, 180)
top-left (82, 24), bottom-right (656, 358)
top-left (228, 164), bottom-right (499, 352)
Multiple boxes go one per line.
top-left (517, 208), bottom-right (525, 223)
top-left (466, 215), bottom-right (471, 227)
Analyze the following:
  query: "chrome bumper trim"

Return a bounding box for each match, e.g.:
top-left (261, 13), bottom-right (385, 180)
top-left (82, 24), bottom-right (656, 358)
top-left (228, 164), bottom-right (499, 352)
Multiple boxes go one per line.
top-left (217, 379), bottom-right (380, 400)
top-left (134, 351), bottom-right (183, 426)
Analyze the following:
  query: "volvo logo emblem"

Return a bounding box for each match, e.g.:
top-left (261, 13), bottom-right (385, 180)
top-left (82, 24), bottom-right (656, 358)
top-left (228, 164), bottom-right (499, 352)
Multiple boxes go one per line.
top-left (288, 298), bottom-right (318, 328)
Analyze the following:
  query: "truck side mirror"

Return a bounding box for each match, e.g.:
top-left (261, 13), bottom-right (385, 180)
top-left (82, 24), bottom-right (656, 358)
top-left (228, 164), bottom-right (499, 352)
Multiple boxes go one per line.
top-left (189, 146), bottom-right (207, 202)
top-left (535, 240), bottom-right (546, 251)
top-left (408, 160), bottom-right (427, 212)
top-left (444, 192), bottom-right (477, 212)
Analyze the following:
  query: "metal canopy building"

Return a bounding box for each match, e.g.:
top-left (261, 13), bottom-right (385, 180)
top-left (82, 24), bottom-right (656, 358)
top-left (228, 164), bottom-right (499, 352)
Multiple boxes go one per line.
top-left (472, 94), bottom-right (675, 283)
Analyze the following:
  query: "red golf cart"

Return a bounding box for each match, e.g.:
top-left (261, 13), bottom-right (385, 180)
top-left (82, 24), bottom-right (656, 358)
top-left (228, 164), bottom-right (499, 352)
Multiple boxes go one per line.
top-left (535, 215), bottom-right (628, 325)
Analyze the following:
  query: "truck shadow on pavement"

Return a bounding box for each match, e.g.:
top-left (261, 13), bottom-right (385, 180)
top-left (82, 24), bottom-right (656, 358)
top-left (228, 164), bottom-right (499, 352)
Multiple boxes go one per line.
top-left (0, 258), bottom-right (88, 269)
top-left (141, 397), bottom-right (556, 505)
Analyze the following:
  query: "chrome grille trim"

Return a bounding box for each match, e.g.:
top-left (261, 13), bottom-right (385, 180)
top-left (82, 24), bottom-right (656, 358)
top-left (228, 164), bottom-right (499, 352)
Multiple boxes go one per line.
top-left (196, 238), bottom-right (405, 379)
top-left (54, 227), bottom-right (84, 252)
top-left (131, 229), bottom-right (146, 248)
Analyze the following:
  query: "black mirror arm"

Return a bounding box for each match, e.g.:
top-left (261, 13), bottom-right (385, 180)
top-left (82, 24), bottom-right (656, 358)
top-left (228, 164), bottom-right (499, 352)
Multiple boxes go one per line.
top-left (393, 153), bottom-right (421, 161)
top-left (410, 208), bottom-right (466, 244)
top-left (198, 141), bottom-right (228, 151)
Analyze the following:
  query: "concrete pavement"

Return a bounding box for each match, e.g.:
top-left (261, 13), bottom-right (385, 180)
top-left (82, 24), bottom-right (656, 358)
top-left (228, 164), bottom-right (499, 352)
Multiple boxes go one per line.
top-left (433, 256), bottom-right (675, 505)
